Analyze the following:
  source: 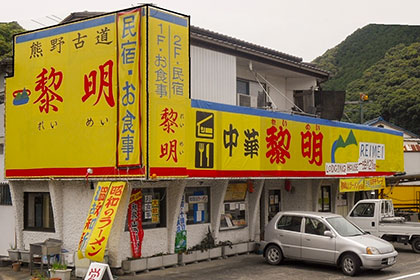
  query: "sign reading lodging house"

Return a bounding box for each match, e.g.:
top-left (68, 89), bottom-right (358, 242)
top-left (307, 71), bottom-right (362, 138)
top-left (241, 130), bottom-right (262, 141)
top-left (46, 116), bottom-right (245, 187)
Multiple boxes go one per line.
top-left (5, 5), bottom-right (404, 179)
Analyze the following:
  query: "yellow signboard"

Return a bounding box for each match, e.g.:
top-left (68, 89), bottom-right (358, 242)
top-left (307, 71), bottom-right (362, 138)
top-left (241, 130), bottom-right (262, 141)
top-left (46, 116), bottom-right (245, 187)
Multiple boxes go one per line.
top-left (6, 14), bottom-right (119, 177)
top-left (339, 177), bottom-right (386, 192)
top-left (5, 11), bottom-right (147, 178)
top-left (117, 9), bottom-right (141, 167)
top-left (147, 7), bottom-right (190, 177)
top-left (183, 100), bottom-right (403, 178)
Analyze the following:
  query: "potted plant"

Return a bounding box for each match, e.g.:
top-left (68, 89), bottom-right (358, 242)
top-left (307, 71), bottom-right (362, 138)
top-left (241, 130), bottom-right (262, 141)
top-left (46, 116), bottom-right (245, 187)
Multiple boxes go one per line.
top-left (31, 270), bottom-right (48, 280)
top-left (49, 262), bottom-right (72, 280)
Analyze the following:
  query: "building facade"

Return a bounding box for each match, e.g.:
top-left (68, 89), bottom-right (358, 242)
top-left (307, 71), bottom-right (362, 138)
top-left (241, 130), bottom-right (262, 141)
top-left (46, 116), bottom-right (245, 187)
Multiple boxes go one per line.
top-left (4, 6), bottom-right (403, 271)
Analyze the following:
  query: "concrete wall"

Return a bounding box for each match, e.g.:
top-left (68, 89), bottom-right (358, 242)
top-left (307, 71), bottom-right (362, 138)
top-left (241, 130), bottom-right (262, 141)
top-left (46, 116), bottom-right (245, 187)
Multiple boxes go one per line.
top-left (0, 205), bottom-right (15, 255)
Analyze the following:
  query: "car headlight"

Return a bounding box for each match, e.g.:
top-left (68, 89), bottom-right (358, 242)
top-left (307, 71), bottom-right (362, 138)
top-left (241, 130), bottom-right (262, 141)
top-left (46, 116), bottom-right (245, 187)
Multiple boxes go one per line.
top-left (366, 247), bottom-right (380, 255)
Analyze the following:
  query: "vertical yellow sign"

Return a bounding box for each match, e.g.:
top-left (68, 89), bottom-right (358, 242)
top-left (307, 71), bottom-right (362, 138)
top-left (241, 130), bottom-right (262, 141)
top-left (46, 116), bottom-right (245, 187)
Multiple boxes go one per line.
top-left (85, 181), bottom-right (126, 262)
top-left (147, 7), bottom-right (190, 177)
top-left (117, 9), bottom-right (141, 167)
top-left (77, 181), bottom-right (111, 259)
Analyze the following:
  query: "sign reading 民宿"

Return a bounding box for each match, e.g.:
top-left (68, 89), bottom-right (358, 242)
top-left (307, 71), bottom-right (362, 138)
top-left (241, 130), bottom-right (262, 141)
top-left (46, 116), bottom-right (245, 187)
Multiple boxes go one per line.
top-left (117, 9), bottom-right (142, 167)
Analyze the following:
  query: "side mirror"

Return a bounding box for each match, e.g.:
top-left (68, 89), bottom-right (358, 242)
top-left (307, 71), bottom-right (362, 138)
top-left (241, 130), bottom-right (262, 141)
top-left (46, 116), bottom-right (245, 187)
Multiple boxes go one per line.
top-left (324, 231), bottom-right (334, 238)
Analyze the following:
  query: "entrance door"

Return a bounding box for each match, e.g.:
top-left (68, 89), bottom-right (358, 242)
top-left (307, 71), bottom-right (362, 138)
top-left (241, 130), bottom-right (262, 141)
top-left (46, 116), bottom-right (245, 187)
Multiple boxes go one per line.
top-left (319, 186), bottom-right (331, 212)
top-left (268, 190), bottom-right (281, 221)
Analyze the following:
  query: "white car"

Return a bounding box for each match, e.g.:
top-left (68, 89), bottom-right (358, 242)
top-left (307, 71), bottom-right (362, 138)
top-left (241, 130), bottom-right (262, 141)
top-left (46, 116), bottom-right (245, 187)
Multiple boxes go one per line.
top-left (260, 211), bottom-right (398, 276)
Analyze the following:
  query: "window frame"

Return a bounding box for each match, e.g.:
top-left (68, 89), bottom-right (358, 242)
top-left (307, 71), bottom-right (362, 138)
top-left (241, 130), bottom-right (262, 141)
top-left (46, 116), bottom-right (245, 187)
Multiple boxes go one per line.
top-left (276, 215), bottom-right (303, 232)
top-left (185, 186), bottom-right (211, 225)
top-left (125, 187), bottom-right (167, 231)
top-left (319, 186), bottom-right (331, 212)
top-left (24, 192), bottom-right (55, 232)
top-left (350, 202), bottom-right (375, 217)
top-left (0, 184), bottom-right (12, 206)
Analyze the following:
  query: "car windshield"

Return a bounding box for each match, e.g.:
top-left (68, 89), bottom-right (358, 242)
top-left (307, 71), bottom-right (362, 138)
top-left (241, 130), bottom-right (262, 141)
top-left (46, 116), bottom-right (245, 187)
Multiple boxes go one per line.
top-left (326, 216), bottom-right (364, 237)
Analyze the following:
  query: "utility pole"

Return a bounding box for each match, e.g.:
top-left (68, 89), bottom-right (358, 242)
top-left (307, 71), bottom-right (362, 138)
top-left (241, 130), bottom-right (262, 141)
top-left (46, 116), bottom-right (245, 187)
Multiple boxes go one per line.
top-left (359, 93), bottom-right (368, 124)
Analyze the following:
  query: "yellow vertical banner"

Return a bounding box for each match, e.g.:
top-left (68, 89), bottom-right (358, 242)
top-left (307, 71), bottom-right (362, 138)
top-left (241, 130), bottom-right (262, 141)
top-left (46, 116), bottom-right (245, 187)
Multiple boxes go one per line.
top-left (85, 181), bottom-right (126, 261)
top-left (117, 9), bottom-right (141, 167)
top-left (77, 181), bottom-right (111, 259)
top-left (147, 7), bottom-right (190, 177)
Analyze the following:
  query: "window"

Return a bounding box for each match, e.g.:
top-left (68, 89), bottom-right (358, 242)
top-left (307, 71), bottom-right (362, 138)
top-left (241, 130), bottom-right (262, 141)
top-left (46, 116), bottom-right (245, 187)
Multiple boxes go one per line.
top-left (125, 188), bottom-right (167, 231)
top-left (237, 79), bottom-right (268, 108)
top-left (24, 192), bottom-right (55, 232)
top-left (277, 215), bottom-right (302, 232)
top-left (350, 203), bottom-right (375, 217)
top-left (141, 188), bottom-right (167, 229)
top-left (319, 186), bottom-right (331, 212)
top-left (185, 187), bottom-right (210, 225)
top-left (0, 184), bottom-right (12, 205)
top-left (237, 79), bottom-right (249, 95)
top-left (305, 217), bottom-right (328, 235)
top-left (220, 182), bottom-right (248, 229)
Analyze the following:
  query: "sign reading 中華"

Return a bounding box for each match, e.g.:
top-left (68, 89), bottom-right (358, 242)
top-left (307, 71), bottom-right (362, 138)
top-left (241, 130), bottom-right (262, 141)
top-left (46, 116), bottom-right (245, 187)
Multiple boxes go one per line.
top-left (184, 100), bottom-right (404, 178)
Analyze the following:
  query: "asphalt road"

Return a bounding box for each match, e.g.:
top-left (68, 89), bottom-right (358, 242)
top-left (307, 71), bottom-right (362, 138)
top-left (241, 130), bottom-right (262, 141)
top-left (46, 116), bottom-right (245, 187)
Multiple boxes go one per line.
top-left (0, 244), bottom-right (419, 280)
top-left (119, 243), bottom-right (420, 280)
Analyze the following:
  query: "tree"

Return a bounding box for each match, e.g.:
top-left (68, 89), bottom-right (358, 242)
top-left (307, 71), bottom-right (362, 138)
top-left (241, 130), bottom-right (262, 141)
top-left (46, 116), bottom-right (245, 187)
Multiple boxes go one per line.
top-left (0, 22), bottom-right (25, 60)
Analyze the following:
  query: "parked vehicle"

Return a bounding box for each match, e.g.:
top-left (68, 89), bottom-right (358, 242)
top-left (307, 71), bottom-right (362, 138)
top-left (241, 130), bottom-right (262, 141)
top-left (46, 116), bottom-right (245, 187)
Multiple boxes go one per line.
top-left (347, 199), bottom-right (420, 253)
top-left (261, 211), bottom-right (397, 276)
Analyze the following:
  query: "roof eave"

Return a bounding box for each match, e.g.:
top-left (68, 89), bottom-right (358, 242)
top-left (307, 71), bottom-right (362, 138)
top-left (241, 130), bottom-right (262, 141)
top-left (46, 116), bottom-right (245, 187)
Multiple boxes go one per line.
top-left (190, 33), bottom-right (329, 81)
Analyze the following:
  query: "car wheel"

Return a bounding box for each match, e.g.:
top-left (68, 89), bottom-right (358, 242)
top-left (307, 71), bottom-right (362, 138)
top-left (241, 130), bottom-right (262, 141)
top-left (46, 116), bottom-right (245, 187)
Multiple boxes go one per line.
top-left (341, 253), bottom-right (361, 276)
top-left (411, 237), bottom-right (420, 253)
top-left (265, 244), bottom-right (283, 265)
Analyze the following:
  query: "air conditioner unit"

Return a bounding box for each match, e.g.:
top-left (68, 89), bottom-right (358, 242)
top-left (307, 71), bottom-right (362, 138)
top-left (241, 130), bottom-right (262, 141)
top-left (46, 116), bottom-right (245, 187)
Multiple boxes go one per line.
top-left (237, 93), bottom-right (251, 107)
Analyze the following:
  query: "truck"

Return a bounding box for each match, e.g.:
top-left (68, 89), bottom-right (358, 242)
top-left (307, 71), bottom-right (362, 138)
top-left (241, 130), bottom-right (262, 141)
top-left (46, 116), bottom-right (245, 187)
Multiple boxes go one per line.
top-left (347, 199), bottom-right (420, 253)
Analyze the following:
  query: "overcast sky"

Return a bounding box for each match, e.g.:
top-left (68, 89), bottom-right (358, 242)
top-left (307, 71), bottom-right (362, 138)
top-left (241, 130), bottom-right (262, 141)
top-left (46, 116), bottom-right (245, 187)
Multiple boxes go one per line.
top-left (3, 0), bottom-right (420, 61)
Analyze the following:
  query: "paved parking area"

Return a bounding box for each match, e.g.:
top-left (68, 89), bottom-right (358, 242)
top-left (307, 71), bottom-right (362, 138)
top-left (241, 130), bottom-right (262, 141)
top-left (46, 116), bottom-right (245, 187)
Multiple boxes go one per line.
top-left (1, 244), bottom-right (419, 280)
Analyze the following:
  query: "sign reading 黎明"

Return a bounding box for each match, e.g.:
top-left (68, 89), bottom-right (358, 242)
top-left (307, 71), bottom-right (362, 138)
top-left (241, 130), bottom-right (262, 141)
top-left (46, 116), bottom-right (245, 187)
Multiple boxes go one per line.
top-left (5, 5), bottom-right (403, 179)
top-left (5, 6), bottom-right (190, 178)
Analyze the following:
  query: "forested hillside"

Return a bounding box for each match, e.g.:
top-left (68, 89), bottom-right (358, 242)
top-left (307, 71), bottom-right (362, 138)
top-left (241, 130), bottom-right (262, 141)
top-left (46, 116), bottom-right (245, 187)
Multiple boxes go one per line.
top-left (0, 22), bottom-right (25, 60)
top-left (313, 24), bottom-right (420, 134)
top-left (346, 43), bottom-right (420, 134)
top-left (313, 24), bottom-right (420, 91)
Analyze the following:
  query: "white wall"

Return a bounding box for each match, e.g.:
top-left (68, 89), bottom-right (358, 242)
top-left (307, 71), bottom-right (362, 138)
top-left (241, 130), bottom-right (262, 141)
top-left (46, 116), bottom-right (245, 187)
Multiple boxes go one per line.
top-left (191, 46), bottom-right (236, 104)
top-left (0, 205), bottom-right (15, 256)
top-left (404, 152), bottom-right (420, 175)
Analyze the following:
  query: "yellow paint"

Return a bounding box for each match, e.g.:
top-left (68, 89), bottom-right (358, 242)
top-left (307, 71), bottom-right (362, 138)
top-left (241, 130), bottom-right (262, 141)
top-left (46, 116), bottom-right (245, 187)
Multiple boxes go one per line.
top-left (117, 9), bottom-right (141, 167)
top-left (6, 14), bottom-right (118, 170)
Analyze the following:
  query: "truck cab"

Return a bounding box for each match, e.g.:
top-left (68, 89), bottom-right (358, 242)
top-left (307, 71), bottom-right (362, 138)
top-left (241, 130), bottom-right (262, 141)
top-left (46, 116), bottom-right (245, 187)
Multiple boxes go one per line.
top-left (347, 199), bottom-right (420, 253)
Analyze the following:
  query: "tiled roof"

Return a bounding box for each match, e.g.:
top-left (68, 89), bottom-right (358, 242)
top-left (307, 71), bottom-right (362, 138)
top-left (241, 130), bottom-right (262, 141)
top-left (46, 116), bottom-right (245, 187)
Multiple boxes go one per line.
top-left (404, 144), bottom-right (420, 152)
top-left (190, 25), bottom-right (329, 79)
top-left (59, 11), bottom-right (329, 79)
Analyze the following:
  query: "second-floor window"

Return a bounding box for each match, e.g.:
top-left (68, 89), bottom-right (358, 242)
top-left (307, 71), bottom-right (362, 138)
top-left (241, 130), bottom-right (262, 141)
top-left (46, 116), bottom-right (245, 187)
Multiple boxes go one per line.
top-left (236, 79), bottom-right (267, 108)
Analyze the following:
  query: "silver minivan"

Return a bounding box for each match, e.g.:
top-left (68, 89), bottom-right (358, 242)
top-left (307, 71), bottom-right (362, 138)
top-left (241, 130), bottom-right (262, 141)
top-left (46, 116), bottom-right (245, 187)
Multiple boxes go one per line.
top-left (261, 211), bottom-right (397, 276)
